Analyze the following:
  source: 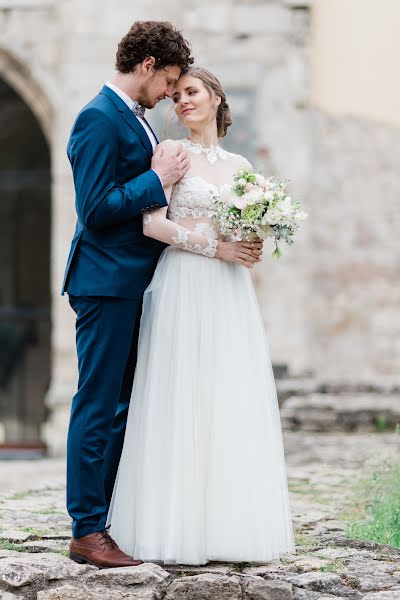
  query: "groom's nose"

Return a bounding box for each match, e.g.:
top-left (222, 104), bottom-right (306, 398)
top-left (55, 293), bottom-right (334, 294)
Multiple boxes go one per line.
top-left (165, 86), bottom-right (174, 98)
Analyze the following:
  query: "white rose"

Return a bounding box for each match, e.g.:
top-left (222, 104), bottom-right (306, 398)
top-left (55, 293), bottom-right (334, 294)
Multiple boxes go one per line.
top-left (263, 208), bottom-right (282, 225)
top-left (263, 191), bottom-right (274, 203)
top-left (220, 184), bottom-right (237, 207)
top-left (234, 193), bottom-right (250, 210)
top-left (237, 178), bottom-right (247, 187)
top-left (276, 196), bottom-right (293, 216)
top-left (246, 188), bottom-right (264, 205)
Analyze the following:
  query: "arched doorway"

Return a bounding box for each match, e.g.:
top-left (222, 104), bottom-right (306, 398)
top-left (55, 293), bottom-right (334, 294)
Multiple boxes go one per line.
top-left (0, 78), bottom-right (51, 454)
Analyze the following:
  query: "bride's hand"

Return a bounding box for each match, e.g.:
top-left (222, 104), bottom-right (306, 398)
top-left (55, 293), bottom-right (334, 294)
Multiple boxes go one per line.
top-left (215, 240), bottom-right (263, 268)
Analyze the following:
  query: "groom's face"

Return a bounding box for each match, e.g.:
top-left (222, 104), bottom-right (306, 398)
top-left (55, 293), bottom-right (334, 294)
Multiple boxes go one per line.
top-left (139, 65), bottom-right (181, 109)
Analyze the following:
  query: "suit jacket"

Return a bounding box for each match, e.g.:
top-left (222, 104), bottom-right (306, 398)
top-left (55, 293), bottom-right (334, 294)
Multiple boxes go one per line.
top-left (62, 85), bottom-right (168, 299)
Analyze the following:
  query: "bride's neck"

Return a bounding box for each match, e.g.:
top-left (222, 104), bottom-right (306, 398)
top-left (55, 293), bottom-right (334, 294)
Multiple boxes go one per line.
top-left (188, 124), bottom-right (219, 147)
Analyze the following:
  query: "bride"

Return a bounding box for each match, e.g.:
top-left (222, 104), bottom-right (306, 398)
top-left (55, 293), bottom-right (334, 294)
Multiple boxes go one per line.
top-left (107, 67), bottom-right (295, 565)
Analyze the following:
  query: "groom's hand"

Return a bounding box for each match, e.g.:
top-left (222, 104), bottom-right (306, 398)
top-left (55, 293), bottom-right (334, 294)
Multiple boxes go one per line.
top-left (151, 143), bottom-right (191, 188)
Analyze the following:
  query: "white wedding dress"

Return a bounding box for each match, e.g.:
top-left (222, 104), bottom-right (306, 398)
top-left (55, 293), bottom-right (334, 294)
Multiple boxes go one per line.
top-left (107, 139), bottom-right (295, 565)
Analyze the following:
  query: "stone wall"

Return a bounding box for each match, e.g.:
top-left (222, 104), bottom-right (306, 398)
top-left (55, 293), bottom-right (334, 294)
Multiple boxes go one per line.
top-left (0, 0), bottom-right (399, 453)
top-left (309, 113), bottom-right (400, 383)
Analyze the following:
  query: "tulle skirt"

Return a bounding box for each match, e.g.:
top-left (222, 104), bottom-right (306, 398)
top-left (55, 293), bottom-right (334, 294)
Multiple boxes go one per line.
top-left (107, 247), bottom-right (295, 565)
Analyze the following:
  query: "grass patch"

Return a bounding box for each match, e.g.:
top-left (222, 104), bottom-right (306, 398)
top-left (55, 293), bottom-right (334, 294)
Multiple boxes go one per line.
top-left (294, 533), bottom-right (320, 548)
top-left (280, 556), bottom-right (296, 565)
top-left (288, 480), bottom-right (331, 504)
top-left (21, 527), bottom-right (53, 536)
top-left (319, 560), bottom-right (345, 572)
top-left (0, 539), bottom-right (69, 556)
top-left (0, 540), bottom-right (36, 553)
top-left (6, 491), bottom-right (31, 501)
top-left (344, 462), bottom-right (400, 548)
top-left (375, 414), bottom-right (389, 432)
top-left (34, 508), bottom-right (65, 515)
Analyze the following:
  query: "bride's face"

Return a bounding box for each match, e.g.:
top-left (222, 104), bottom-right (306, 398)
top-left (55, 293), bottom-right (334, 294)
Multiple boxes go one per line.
top-left (172, 74), bottom-right (221, 130)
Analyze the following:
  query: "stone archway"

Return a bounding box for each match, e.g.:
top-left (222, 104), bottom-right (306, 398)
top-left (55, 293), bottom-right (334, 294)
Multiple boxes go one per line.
top-left (0, 48), bottom-right (53, 144)
top-left (0, 50), bottom-right (53, 455)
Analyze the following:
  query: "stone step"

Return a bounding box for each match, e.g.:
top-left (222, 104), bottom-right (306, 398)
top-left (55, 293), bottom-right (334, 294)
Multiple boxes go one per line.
top-left (276, 377), bottom-right (400, 403)
top-left (280, 393), bottom-right (400, 432)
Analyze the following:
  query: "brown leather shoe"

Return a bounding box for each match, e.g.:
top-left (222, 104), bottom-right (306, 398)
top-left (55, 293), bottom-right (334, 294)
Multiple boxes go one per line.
top-left (69, 526), bottom-right (143, 568)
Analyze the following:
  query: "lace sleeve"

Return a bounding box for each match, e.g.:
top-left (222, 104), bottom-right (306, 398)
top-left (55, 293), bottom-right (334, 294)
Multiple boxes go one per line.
top-left (143, 208), bottom-right (218, 258)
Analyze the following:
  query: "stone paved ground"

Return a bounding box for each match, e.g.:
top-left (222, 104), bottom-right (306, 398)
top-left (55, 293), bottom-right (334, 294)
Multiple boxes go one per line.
top-left (0, 430), bottom-right (400, 599)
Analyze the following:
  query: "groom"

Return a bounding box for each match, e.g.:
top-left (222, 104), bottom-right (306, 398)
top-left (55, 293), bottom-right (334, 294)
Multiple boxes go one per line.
top-left (62, 21), bottom-right (193, 568)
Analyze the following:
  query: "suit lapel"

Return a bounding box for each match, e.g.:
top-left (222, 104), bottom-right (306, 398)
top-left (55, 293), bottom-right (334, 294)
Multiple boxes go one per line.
top-left (99, 86), bottom-right (153, 158)
top-left (121, 108), bottom-right (153, 157)
top-left (143, 117), bottom-right (159, 145)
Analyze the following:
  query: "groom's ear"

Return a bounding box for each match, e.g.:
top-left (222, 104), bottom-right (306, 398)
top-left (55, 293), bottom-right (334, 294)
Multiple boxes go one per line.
top-left (142, 56), bottom-right (156, 72)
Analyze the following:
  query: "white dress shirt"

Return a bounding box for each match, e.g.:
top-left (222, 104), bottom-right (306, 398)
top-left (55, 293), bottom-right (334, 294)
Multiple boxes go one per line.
top-left (105, 81), bottom-right (157, 151)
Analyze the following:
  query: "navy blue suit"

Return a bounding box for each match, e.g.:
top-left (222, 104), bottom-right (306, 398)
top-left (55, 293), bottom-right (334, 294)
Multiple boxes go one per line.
top-left (63, 86), bottom-right (168, 538)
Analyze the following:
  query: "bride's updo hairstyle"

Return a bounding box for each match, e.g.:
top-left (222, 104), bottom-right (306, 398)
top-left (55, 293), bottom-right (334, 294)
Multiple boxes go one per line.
top-left (187, 67), bottom-right (232, 138)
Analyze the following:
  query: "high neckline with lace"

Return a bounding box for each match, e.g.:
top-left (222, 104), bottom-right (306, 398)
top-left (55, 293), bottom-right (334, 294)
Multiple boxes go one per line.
top-left (181, 138), bottom-right (229, 165)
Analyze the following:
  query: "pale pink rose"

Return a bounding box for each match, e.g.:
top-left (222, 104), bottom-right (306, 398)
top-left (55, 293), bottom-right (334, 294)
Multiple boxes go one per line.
top-left (255, 174), bottom-right (267, 188)
top-left (263, 180), bottom-right (271, 191)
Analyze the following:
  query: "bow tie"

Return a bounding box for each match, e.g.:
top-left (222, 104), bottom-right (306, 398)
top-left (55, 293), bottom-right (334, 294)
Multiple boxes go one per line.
top-left (132, 102), bottom-right (145, 118)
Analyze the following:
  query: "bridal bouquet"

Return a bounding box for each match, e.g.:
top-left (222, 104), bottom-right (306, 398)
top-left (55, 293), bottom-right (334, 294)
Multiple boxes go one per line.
top-left (213, 168), bottom-right (308, 257)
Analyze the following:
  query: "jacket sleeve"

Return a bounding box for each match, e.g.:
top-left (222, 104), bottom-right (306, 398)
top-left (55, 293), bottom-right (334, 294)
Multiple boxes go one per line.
top-left (143, 208), bottom-right (219, 258)
top-left (67, 107), bottom-right (168, 231)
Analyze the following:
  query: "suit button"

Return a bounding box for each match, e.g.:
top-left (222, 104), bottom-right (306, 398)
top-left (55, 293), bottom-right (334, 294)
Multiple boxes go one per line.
top-left (141, 208), bottom-right (145, 214)
top-left (155, 204), bottom-right (160, 208)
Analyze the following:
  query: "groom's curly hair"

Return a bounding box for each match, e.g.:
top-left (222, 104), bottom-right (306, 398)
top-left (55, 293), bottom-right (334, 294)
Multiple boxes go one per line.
top-left (116, 21), bottom-right (193, 74)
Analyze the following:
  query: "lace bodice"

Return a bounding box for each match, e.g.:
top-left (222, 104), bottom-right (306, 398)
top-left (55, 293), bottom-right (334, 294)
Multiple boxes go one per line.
top-left (143, 139), bottom-right (251, 257)
top-left (166, 175), bottom-right (220, 245)
top-left (168, 175), bottom-right (218, 223)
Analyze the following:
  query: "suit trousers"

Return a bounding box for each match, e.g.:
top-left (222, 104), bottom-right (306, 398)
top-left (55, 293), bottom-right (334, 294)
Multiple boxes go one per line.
top-left (67, 295), bottom-right (142, 538)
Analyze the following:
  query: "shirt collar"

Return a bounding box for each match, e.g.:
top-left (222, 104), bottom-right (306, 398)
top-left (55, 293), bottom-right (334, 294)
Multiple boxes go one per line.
top-left (105, 81), bottom-right (134, 111)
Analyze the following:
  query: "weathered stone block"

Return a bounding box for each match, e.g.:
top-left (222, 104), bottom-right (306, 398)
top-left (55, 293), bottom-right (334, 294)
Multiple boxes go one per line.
top-left (0, 560), bottom-right (45, 588)
top-left (37, 584), bottom-right (126, 600)
top-left (0, 553), bottom-right (94, 589)
top-left (165, 573), bottom-right (242, 600)
top-left (286, 571), bottom-right (345, 595)
top-left (363, 592), bottom-right (400, 600)
top-left (281, 393), bottom-right (400, 432)
top-left (232, 4), bottom-right (291, 35)
top-left (243, 575), bottom-right (294, 600)
top-left (0, 591), bottom-right (21, 600)
top-left (84, 562), bottom-right (170, 586)
top-left (0, 531), bottom-right (31, 543)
